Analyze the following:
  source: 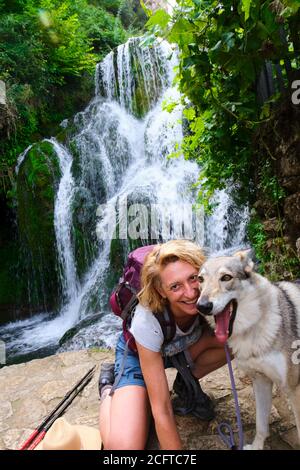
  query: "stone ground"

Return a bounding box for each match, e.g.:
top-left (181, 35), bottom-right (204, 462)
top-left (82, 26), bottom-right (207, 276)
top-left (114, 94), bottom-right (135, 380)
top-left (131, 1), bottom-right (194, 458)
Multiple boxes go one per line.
top-left (0, 349), bottom-right (299, 450)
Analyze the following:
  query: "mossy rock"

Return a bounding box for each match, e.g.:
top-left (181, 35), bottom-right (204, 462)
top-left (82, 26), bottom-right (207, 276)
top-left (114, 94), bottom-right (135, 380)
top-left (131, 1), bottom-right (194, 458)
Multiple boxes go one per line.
top-left (16, 140), bottom-right (62, 310)
top-left (99, 38), bottom-right (168, 119)
top-left (71, 186), bottom-right (98, 281)
top-left (58, 313), bottom-right (105, 351)
top-left (128, 40), bottom-right (168, 118)
top-left (106, 238), bottom-right (126, 291)
top-left (55, 118), bottom-right (77, 145)
top-left (0, 240), bottom-right (28, 324)
top-left (72, 224), bottom-right (97, 281)
top-left (69, 139), bottom-right (82, 181)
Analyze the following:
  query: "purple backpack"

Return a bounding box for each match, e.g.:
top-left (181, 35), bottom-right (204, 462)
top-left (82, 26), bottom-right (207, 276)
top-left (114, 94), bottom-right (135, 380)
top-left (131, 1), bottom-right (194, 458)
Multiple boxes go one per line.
top-left (110, 245), bottom-right (175, 352)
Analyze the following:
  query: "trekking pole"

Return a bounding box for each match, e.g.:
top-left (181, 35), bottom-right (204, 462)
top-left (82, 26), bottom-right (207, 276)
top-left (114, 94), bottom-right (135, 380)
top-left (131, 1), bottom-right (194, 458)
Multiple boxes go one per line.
top-left (26, 370), bottom-right (95, 450)
top-left (19, 365), bottom-right (95, 450)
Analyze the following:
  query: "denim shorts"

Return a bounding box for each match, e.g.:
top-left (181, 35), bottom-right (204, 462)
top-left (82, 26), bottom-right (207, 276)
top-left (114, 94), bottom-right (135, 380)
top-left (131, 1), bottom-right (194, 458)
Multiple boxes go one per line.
top-left (113, 334), bottom-right (192, 391)
top-left (113, 334), bottom-right (146, 390)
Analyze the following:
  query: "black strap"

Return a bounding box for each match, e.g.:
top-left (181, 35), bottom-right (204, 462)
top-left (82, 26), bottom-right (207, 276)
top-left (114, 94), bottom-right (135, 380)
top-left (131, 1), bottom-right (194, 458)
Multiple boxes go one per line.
top-left (153, 306), bottom-right (176, 346)
top-left (121, 295), bottom-right (138, 320)
top-left (168, 351), bottom-right (200, 414)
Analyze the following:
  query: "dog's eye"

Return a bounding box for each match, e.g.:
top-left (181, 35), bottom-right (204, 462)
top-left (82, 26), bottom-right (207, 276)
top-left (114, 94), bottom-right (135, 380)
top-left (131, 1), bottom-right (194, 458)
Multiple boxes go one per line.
top-left (220, 274), bottom-right (233, 282)
top-left (198, 275), bottom-right (204, 283)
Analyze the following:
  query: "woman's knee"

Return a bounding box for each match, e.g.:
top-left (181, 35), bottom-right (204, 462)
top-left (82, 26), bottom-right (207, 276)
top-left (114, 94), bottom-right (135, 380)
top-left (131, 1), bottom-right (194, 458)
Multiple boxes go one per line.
top-left (105, 435), bottom-right (146, 450)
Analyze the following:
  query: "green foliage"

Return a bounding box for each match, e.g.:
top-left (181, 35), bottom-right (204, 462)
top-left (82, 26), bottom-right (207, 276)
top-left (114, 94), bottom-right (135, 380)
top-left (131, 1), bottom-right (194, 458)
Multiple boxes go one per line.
top-left (1, 1), bottom-right (96, 85)
top-left (97, 0), bottom-right (121, 15)
top-left (0, 0), bottom-right (145, 198)
top-left (144, 1), bottom-right (300, 280)
top-left (247, 215), bottom-right (269, 273)
top-left (280, 0), bottom-right (300, 16)
top-left (91, 1), bottom-right (148, 31)
top-left (248, 212), bottom-right (300, 280)
top-left (241, 0), bottom-right (251, 21)
top-left (144, 0), bottom-right (299, 206)
top-left (146, 8), bottom-right (170, 29)
top-left (79, 4), bottom-right (127, 59)
top-left (258, 160), bottom-right (286, 204)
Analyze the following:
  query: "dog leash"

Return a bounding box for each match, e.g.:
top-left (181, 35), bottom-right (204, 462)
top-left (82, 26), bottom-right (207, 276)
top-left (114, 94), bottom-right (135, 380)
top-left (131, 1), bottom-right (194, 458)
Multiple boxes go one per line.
top-left (217, 343), bottom-right (244, 450)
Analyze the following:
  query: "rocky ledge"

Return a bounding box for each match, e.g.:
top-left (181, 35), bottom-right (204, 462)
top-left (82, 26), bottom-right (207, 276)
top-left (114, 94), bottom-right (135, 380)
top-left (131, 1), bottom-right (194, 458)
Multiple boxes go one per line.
top-left (0, 349), bottom-right (299, 450)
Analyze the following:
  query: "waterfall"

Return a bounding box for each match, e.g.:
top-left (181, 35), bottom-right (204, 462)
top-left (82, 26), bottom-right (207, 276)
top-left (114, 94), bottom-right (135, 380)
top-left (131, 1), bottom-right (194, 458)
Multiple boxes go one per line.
top-left (50, 139), bottom-right (78, 302)
top-left (205, 190), bottom-right (249, 252)
top-left (96, 38), bottom-right (173, 117)
top-left (1, 38), bottom-right (248, 364)
top-left (15, 144), bottom-right (33, 175)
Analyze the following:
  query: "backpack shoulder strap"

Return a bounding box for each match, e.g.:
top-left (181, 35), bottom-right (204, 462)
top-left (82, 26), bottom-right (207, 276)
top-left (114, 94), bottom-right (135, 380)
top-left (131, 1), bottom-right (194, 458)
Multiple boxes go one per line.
top-left (153, 307), bottom-right (176, 346)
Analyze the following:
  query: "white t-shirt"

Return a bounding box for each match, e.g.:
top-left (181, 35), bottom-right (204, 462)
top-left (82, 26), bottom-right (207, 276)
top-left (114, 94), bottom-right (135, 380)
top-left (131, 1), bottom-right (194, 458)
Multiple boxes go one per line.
top-left (129, 304), bottom-right (203, 356)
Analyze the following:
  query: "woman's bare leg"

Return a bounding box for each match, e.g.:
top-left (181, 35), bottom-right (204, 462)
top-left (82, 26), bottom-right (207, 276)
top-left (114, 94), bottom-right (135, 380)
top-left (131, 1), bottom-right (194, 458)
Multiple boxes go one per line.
top-left (99, 385), bottom-right (151, 450)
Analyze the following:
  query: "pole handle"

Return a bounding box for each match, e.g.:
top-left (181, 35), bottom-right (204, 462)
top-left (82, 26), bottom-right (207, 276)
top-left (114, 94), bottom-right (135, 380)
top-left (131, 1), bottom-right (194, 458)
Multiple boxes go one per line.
top-left (19, 429), bottom-right (39, 450)
top-left (27, 431), bottom-right (46, 450)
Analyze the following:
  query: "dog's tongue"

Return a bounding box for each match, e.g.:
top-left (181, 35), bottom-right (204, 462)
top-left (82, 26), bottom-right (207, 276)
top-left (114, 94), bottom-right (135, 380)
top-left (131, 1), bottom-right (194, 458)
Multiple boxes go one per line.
top-left (214, 304), bottom-right (231, 344)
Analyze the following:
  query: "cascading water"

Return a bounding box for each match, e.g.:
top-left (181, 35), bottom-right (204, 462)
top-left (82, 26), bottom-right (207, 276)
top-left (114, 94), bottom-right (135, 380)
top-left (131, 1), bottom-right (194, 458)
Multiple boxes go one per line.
top-left (51, 139), bottom-right (79, 302)
top-left (0, 38), bottom-right (248, 364)
top-left (205, 190), bottom-right (249, 252)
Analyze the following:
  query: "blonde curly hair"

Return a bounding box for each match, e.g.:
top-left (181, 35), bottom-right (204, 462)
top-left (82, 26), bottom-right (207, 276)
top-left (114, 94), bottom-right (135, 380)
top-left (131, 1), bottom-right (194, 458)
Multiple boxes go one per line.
top-left (138, 239), bottom-right (205, 313)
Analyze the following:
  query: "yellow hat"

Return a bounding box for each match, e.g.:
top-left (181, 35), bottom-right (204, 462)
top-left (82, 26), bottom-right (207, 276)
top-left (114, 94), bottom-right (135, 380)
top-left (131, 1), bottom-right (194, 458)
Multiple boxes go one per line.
top-left (35, 417), bottom-right (102, 450)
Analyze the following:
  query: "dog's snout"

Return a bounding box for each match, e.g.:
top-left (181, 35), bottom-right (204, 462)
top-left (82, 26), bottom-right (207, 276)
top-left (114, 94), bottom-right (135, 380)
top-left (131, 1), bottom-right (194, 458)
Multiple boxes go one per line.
top-left (197, 299), bottom-right (213, 315)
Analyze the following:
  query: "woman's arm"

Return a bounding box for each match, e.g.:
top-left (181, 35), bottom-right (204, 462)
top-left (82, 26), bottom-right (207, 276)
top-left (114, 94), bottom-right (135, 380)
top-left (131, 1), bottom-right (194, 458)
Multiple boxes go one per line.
top-left (136, 341), bottom-right (182, 450)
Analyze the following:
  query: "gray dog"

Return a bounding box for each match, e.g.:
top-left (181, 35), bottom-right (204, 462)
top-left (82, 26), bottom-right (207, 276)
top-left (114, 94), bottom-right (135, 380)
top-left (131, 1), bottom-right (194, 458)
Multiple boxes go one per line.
top-left (197, 250), bottom-right (300, 450)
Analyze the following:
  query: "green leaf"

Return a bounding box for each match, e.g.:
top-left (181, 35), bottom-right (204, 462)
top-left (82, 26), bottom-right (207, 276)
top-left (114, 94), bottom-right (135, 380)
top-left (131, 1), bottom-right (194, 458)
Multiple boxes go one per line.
top-left (162, 99), bottom-right (178, 113)
top-left (145, 9), bottom-right (170, 30)
top-left (183, 107), bottom-right (196, 121)
top-left (241, 0), bottom-right (251, 21)
top-left (168, 18), bottom-right (194, 45)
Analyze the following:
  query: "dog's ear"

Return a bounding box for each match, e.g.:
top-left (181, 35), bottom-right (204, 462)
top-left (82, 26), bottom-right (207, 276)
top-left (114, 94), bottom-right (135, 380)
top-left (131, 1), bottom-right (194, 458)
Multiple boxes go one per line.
top-left (233, 249), bottom-right (254, 274)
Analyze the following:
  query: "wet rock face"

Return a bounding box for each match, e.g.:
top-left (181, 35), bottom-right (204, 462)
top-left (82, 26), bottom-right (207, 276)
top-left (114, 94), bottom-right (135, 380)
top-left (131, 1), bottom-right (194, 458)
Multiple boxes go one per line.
top-left (253, 100), bottom-right (300, 273)
top-left (0, 81), bottom-right (7, 130)
top-left (284, 192), bottom-right (300, 229)
top-left (274, 105), bottom-right (300, 247)
top-left (278, 139), bottom-right (300, 193)
top-left (296, 238), bottom-right (300, 259)
top-left (16, 141), bottom-right (62, 311)
top-left (279, 137), bottom-right (300, 262)
top-left (263, 217), bottom-right (283, 237)
top-left (0, 80), bottom-right (5, 106)
top-left (0, 81), bottom-right (15, 138)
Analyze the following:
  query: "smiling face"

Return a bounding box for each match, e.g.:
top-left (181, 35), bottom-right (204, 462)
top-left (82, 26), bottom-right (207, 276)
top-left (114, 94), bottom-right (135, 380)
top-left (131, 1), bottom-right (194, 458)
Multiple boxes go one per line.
top-left (157, 260), bottom-right (200, 319)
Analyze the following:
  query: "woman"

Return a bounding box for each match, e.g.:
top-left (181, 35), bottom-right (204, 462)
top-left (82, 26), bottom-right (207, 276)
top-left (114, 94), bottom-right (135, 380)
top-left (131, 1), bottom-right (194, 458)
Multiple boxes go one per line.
top-left (99, 240), bottom-right (228, 450)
